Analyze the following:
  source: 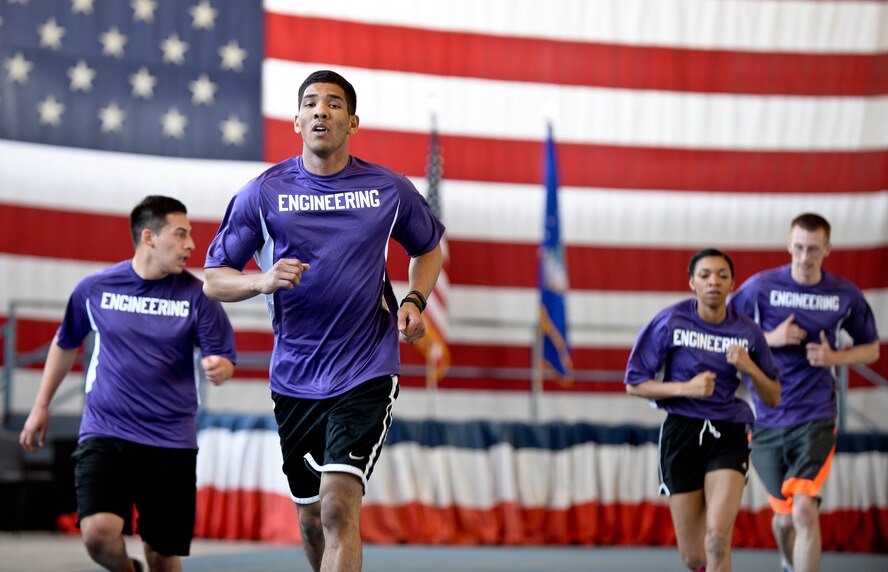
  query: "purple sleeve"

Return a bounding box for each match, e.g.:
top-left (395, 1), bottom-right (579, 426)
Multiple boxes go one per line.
top-left (55, 278), bottom-right (94, 349)
top-left (205, 183), bottom-right (264, 271)
top-left (728, 276), bottom-right (758, 318)
top-left (843, 288), bottom-right (880, 345)
top-left (391, 175), bottom-right (445, 257)
top-left (193, 292), bottom-right (237, 363)
top-left (749, 324), bottom-right (779, 381)
top-left (625, 311), bottom-right (669, 385)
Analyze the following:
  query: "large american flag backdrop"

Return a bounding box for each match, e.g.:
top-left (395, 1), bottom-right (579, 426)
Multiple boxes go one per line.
top-left (2, 0), bottom-right (887, 549)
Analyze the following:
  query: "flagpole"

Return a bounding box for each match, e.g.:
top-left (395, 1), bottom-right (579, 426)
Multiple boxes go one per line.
top-left (531, 321), bottom-right (542, 422)
top-left (423, 106), bottom-right (448, 419)
top-left (425, 110), bottom-right (435, 419)
top-left (426, 345), bottom-right (437, 418)
top-left (531, 116), bottom-right (551, 424)
top-left (533, 117), bottom-right (572, 422)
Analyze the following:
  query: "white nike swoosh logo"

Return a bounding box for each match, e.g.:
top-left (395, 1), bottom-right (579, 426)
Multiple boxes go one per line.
top-left (348, 452), bottom-right (365, 460)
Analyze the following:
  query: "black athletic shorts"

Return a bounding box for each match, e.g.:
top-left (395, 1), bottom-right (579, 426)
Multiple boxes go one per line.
top-left (272, 375), bottom-right (399, 504)
top-left (750, 417), bottom-right (836, 514)
top-left (658, 414), bottom-right (750, 495)
top-left (72, 437), bottom-right (197, 556)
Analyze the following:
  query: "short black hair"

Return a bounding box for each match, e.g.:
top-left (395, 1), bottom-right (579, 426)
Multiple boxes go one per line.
top-left (298, 70), bottom-right (357, 115)
top-left (791, 212), bottom-right (831, 241)
top-left (688, 248), bottom-right (734, 278)
top-left (130, 195), bottom-right (187, 245)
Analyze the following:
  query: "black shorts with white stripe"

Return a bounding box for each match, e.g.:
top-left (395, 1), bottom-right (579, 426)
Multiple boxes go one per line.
top-left (272, 375), bottom-right (399, 504)
top-left (658, 413), bottom-right (750, 495)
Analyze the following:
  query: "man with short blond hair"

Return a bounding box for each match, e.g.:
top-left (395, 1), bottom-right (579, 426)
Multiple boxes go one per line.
top-left (730, 213), bottom-right (880, 572)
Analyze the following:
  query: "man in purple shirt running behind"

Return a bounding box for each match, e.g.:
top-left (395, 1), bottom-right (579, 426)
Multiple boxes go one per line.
top-left (203, 69), bottom-right (444, 572)
top-left (20, 195), bottom-right (237, 572)
top-left (730, 213), bottom-right (880, 572)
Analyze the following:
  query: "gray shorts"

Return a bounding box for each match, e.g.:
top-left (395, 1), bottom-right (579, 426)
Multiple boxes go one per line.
top-left (750, 417), bottom-right (836, 514)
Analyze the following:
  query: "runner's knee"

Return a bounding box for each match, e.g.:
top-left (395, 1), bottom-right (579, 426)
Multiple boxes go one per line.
top-left (297, 503), bottom-right (323, 544)
top-left (320, 491), bottom-right (358, 532)
top-left (705, 527), bottom-right (729, 562)
top-left (80, 514), bottom-right (123, 556)
top-left (773, 511), bottom-right (794, 534)
top-left (792, 495), bottom-right (819, 530)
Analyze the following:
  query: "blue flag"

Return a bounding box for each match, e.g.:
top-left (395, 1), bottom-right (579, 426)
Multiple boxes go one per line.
top-left (538, 124), bottom-right (573, 383)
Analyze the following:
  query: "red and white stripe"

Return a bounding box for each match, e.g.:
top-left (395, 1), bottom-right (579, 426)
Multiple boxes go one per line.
top-left (6, 0), bottom-right (888, 550)
top-left (2, 0), bottom-right (887, 423)
top-left (193, 421), bottom-right (888, 549)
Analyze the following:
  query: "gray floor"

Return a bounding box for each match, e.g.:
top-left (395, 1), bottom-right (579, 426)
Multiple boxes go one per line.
top-left (1, 532), bottom-right (886, 571)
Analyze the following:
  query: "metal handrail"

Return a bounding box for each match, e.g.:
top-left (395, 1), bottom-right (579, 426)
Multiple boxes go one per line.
top-left (3, 298), bottom-right (886, 432)
top-left (851, 364), bottom-right (888, 388)
top-left (2, 300), bottom-right (86, 425)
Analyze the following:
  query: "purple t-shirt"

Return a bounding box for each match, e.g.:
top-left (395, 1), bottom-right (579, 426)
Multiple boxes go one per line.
top-left (205, 155), bottom-right (445, 399)
top-left (729, 264), bottom-right (879, 428)
top-left (624, 299), bottom-right (779, 423)
top-left (56, 261), bottom-right (237, 449)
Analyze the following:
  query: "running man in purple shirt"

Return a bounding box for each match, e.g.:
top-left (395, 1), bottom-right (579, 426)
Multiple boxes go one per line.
top-left (730, 213), bottom-right (879, 572)
top-left (625, 248), bottom-right (781, 572)
top-left (203, 70), bottom-right (444, 572)
top-left (19, 195), bottom-right (237, 572)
